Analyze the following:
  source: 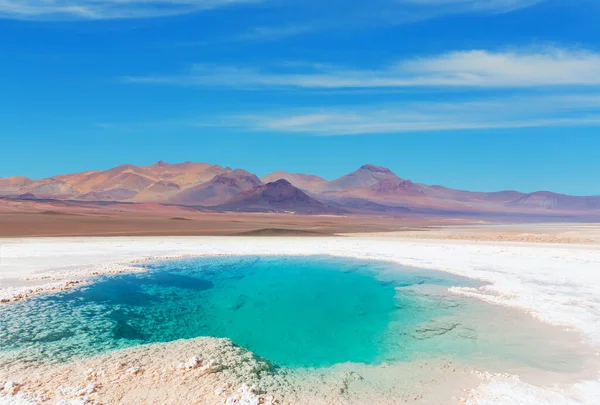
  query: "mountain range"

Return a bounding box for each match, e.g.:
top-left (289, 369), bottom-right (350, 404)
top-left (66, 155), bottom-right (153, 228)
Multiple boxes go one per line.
top-left (1, 161), bottom-right (599, 217)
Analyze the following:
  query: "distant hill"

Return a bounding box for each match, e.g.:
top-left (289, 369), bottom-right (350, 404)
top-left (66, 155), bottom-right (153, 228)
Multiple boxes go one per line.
top-left (322, 164), bottom-right (402, 192)
top-left (1, 161), bottom-right (599, 217)
top-left (261, 171), bottom-right (328, 193)
top-left (370, 179), bottom-right (426, 196)
top-left (171, 169), bottom-right (262, 206)
top-left (232, 228), bottom-right (332, 236)
top-left (0, 161), bottom-right (231, 202)
top-left (214, 179), bottom-right (346, 215)
top-left (0, 176), bottom-right (30, 188)
top-left (508, 191), bottom-right (600, 211)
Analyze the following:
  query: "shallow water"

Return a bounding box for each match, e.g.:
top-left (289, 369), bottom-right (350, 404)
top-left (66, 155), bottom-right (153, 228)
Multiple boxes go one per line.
top-left (0, 256), bottom-right (590, 374)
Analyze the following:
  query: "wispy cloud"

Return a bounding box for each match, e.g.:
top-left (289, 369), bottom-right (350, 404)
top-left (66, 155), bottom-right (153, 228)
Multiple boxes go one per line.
top-left (124, 47), bottom-right (600, 89)
top-left (227, 94), bottom-right (600, 135)
top-left (0, 0), bottom-right (548, 24)
top-left (88, 93), bottom-right (600, 135)
top-left (232, 0), bottom-right (548, 42)
top-left (398, 0), bottom-right (545, 14)
top-left (233, 23), bottom-right (319, 41)
top-left (0, 0), bottom-right (262, 20)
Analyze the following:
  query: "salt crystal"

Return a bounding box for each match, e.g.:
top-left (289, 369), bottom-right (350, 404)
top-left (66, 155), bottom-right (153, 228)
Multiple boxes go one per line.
top-left (178, 356), bottom-right (202, 370)
top-left (76, 383), bottom-right (97, 396)
top-left (199, 359), bottom-right (217, 372)
top-left (225, 384), bottom-right (261, 405)
top-left (3, 381), bottom-right (20, 395)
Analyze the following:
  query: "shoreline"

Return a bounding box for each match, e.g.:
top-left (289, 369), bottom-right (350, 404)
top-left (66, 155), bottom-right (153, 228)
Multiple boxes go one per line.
top-left (1, 234), bottom-right (600, 404)
top-left (0, 336), bottom-right (487, 405)
top-left (2, 235), bottom-right (600, 338)
top-left (2, 234), bottom-right (600, 338)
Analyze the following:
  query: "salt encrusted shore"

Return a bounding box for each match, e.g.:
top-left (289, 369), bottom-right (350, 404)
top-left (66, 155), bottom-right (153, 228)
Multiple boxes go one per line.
top-left (0, 335), bottom-right (484, 405)
top-left (0, 263), bottom-right (146, 303)
top-left (1, 235), bottom-right (600, 404)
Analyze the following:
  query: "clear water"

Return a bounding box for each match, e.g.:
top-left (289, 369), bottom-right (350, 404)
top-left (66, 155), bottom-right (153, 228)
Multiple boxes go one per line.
top-left (0, 256), bottom-right (588, 372)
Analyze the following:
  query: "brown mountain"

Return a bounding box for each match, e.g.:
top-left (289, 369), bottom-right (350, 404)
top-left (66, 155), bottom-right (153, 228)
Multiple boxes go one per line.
top-left (0, 176), bottom-right (31, 188)
top-left (316, 165), bottom-right (600, 214)
top-left (420, 185), bottom-right (524, 203)
top-left (261, 171), bottom-right (328, 193)
top-left (327, 179), bottom-right (427, 208)
top-left (322, 164), bottom-right (402, 192)
top-left (214, 179), bottom-right (345, 215)
top-left (508, 191), bottom-right (600, 211)
top-left (70, 161), bottom-right (230, 201)
top-left (1, 161), bottom-right (231, 202)
top-left (171, 169), bottom-right (263, 206)
top-left (2, 161), bottom-right (600, 216)
top-left (370, 179), bottom-right (426, 196)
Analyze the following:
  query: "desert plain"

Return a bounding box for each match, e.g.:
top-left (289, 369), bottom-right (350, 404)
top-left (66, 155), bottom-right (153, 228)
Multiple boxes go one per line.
top-left (0, 218), bottom-right (599, 405)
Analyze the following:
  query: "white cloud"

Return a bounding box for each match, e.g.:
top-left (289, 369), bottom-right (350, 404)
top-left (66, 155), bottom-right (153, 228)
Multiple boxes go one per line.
top-left (0, 0), bottom-right (548, 22)
top-left (399, 48), bottom-right (600, 87)
top-left (125, 47), bottom-right (600, 89)
top-left (234, 23), bottom-right (319, 41)
top-left (231, 0), bottom-right (547, 42)
top-left (229, 94), bottom-right (600, 135)
top-left (398, 0), bottom-right (545, 14)
top-left (0, 0), bottom-right (261, 20)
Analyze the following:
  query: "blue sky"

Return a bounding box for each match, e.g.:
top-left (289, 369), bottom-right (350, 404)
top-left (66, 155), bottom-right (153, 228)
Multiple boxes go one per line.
top-left (1, 0), bottom-right (600, 195)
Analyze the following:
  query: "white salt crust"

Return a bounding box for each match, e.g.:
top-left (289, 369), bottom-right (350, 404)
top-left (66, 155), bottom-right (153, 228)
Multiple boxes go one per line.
top-left (1, 236), bottom-right (599, 404)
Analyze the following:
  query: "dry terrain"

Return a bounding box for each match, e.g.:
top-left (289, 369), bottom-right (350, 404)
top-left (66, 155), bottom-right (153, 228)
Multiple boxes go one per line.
top-left (3, 161), bottom-right (600, 218)
top-left (0, 197), bottom-right (474, 238)
top-left (2, 195), bottom-right (600, 240)
top-left (351, 223), bottom-right (600, 244)
top-left (1, 231), bottom-right (600, 405)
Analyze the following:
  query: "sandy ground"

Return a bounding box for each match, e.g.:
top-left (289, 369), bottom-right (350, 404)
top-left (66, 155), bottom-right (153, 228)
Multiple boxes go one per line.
top-left (0, 336), bottom-right (486, 405)
top-left (0, 201), bottom-right (463, 238)
top-left (2, 198), bottom-right (598, 242)
top-left (4, 197), bottom-right (595, 239)
top-left (355, 223), bottom-right (600, 244)
top-left (1, 227), bottom-right (600, 404)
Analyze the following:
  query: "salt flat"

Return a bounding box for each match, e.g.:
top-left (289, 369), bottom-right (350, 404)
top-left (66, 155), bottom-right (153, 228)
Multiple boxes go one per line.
top-left (1, 234), bottom-right (599, 404)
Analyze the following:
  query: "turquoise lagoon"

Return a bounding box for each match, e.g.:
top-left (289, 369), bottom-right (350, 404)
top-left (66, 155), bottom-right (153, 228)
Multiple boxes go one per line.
top-left (0, 256), bottom-right (586, 373)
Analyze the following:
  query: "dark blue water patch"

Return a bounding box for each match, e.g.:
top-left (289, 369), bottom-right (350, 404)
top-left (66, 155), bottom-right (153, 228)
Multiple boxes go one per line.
top-left (0, 256), bottom-right (485, 368)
